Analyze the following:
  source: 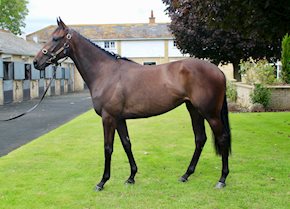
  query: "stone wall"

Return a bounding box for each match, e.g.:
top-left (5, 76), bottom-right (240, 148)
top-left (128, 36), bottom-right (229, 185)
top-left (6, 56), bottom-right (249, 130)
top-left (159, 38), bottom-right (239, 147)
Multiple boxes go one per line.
top-left (235, 83), bottom-right (253, 108)
top-left (235, 82), bottom-right (290, 110)
top-left (268, 86), bottom-right (290, 110)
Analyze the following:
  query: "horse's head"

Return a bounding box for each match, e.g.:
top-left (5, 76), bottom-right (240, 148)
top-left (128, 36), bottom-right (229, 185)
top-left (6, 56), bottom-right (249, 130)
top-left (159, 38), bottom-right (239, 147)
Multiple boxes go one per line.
top-left (33, 18), bottom-right (72, 70)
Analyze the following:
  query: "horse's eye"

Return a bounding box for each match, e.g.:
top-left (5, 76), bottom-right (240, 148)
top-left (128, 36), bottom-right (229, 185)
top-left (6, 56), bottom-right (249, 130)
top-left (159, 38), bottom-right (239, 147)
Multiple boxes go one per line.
top-left (52, 37), bottom-right (58, 42)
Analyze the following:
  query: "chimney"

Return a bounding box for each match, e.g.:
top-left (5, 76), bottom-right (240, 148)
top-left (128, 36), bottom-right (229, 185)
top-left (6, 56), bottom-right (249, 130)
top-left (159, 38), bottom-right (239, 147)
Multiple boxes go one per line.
top-left (149, 10), bottom-right (155, 24)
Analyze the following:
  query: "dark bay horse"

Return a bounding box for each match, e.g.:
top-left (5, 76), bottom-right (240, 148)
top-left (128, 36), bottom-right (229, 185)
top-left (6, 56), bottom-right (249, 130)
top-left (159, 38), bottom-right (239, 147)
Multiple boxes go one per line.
top-left (33, 18), bottom-right (231, 191)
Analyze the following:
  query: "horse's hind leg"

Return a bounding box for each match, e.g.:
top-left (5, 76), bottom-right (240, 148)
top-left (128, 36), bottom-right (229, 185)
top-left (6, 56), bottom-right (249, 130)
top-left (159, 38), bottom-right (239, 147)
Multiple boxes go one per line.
top-left (180, 101), bottom-right (207, 182)
top-left (207, 116), bottom-right (230, 188)
top-left (117, 119), bottom-right (138, 184)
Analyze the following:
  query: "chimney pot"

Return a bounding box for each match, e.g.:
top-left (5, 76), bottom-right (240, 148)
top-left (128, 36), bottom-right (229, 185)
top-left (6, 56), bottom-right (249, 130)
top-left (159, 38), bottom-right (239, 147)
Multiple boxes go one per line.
top-left (149, 10), bottom-right (155, 24)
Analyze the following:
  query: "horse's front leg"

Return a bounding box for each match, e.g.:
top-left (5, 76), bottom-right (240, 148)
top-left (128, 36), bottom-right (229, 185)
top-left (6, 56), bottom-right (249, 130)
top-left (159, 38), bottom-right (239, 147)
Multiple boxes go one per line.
top-left (95, 112), bottom-right (116, 191)
top-left (116, 119), bottom-right (138, 184)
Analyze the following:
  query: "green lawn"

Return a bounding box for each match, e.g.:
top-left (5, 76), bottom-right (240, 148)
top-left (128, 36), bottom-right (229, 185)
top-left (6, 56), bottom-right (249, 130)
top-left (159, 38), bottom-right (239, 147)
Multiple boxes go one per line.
top-left (0, 106), bottom-right (289, 209)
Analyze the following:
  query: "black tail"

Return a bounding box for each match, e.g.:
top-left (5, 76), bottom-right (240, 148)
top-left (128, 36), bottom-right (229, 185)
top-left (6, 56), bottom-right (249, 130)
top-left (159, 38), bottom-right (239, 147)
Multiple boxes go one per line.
top-left (214, 95), bottom-right (232, 155)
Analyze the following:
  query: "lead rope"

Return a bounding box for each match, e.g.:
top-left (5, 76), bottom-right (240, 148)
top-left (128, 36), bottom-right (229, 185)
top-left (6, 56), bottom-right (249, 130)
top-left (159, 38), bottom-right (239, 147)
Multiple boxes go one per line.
top-left (0, 70), bottom-right (56, 122)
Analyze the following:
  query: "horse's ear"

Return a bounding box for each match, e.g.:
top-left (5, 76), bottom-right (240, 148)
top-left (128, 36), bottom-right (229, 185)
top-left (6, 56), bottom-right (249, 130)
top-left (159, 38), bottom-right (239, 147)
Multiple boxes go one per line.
top-left (57, 17), bottom-right (67, 29)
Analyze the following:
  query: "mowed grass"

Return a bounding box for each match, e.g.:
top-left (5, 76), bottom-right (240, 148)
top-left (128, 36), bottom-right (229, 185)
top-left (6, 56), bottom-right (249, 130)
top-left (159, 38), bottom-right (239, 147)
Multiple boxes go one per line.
top-left (0, 106), bottom-right (289, 209)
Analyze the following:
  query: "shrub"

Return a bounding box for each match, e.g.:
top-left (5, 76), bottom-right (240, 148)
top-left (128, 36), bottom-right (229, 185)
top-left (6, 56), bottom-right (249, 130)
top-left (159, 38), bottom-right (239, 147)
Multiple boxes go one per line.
top-left (281, 33), bottom-right (290, 83)
top-left (239, 58), bottom-right (276, 85)
top-left (226, 81), bottom-right (237, 102)
top-left (250, 84), bottom-right (271, 108)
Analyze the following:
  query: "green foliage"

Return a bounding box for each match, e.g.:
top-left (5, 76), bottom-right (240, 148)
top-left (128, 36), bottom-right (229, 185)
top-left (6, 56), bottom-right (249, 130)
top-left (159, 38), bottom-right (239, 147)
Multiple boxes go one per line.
top-left (0, 0), bottom-right (28, 35)
top-left (239, 58), bottom-right (276, 85)
top-left (0, 109), bottom-right (289, 208)
top-left (199, 0), bottom-right (290, 45)
top-left (226, 81), bottom-right (237, 102)
top-left (250, 84), bottom-right (271, 108)
top-left (281, 33), bottom-right (290, 83)
top-left (162, 0), bottom-right (290, 81)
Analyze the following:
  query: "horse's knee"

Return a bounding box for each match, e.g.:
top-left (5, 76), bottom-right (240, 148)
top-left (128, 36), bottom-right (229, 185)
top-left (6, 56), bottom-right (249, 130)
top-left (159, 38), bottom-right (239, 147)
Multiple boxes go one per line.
top-left (121, 137), bottom-right (132, 153)
top-left (195, 134), bottom-right (207, 149)
top-left (123, 137), bottom-right (131, 148)
top-left (104, 145), bottom-right (113, 157)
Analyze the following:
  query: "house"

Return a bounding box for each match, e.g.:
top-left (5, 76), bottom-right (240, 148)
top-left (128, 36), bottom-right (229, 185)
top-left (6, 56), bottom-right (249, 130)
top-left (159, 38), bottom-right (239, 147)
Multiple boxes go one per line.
top-left (26, 11), bottom-right (187, 66)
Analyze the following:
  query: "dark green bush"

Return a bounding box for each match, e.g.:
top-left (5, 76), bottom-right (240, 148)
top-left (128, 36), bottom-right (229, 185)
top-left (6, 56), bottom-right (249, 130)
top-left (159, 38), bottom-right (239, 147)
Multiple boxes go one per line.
top-left (250, 84), bottom-right (271, 108)
top-left (281, 33), bottom-right (290, 83)
top-left (226, 81), bottom-right (237, 102)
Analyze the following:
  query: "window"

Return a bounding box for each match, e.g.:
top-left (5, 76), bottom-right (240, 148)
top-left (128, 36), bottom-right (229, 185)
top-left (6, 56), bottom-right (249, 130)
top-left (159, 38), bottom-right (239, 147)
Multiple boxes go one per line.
top-left (104, 41), bottom-right (115, 49)
top-left (110, 41), bottom-right (115, 48)
top-left (62, 67), bottom-right (65, 79)
top-left (104, 41), bottom-right (110, 48)
top-left (3, 62), bottom-right (13, 80)
top-left (25, 64), bottom-right (31, 80)
top-left (173, 40), bottom-right (177, 47)
top-left (143, 62), bottom-right (156, 65)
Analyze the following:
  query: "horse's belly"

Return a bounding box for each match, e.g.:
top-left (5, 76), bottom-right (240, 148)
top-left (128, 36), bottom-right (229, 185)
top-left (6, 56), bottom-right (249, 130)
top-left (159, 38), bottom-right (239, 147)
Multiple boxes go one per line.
top-left (120, 69), bottom-right (186, 119)
top-left (122, 93), bottom-right (184, 119)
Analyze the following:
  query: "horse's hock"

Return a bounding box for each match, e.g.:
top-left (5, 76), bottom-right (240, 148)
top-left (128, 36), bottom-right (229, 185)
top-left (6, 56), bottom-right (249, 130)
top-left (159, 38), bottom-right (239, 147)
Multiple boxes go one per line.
top-left (235, 82), bottom-right (290, 110)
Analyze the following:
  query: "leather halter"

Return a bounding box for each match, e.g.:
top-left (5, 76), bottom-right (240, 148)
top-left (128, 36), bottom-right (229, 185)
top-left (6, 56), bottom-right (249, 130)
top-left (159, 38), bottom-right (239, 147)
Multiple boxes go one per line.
top-left (42, 32), bottom-right (72, 65)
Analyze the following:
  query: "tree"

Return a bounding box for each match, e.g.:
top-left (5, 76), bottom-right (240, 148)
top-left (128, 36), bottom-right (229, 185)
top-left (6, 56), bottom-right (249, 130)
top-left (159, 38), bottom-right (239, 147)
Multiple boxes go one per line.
top-left (281, 34), bottom-right (290, 83)
top-left (202, 0), bottom-right (290, 44)
top-left (0, 0), bottom-right (28, 35)
top-left (163, 0), bottom-right (290, 81)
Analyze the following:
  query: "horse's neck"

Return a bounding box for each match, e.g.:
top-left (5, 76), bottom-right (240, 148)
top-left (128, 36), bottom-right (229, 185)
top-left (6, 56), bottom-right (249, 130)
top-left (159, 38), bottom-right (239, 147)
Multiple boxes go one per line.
top-left (69, 33), bottom-right (117, 88)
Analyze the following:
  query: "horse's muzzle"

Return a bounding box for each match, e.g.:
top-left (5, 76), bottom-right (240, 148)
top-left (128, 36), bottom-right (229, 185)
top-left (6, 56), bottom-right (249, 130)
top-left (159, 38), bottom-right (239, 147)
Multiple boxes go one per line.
top-left (33, 59), bottom-right (38, 68)
top-left (33, 59), bottom-right (46, 70)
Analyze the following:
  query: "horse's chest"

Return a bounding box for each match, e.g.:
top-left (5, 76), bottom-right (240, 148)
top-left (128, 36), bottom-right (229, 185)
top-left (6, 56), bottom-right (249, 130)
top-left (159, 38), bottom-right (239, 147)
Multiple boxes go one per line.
top-left (91, 89), bottom-right (124, 117)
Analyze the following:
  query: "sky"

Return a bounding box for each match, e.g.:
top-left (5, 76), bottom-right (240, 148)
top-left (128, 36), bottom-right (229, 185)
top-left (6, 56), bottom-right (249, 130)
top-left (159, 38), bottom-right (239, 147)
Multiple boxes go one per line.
top-left (23, 0), bottom-right (171, 35)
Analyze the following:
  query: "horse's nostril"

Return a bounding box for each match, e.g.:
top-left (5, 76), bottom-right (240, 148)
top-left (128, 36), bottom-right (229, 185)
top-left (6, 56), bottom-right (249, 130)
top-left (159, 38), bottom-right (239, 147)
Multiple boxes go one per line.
top-left (33, 60), bottom-right (38, 67)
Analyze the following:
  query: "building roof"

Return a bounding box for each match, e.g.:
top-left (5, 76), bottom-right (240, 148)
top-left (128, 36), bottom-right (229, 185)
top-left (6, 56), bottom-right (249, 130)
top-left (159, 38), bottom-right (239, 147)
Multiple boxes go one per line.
top-left (0, 30), bottom-right (41, 56)
top-left (26, 23), bottom-right (173, 43)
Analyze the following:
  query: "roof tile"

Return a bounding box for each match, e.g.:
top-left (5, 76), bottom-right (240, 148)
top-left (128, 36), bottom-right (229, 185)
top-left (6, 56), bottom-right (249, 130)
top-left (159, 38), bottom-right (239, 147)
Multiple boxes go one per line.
top-left (27, 23), bottom-right (173, 42)
top-left (0, 30), bottom-right (41, 56)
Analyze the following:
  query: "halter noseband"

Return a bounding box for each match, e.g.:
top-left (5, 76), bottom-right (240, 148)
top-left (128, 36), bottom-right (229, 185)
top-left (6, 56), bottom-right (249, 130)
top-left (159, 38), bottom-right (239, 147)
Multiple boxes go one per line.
top-left (42, 32), bottom-right (72, 65)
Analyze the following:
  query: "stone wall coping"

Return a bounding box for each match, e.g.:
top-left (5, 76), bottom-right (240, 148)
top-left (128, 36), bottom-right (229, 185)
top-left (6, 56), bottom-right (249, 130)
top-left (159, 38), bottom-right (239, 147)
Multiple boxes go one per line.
top-left (234, 82), bottom-right (290, 89)
top-left (266, 85), bottom-right (290, 89)
top-left (234, 82), bottom-right (253, 89)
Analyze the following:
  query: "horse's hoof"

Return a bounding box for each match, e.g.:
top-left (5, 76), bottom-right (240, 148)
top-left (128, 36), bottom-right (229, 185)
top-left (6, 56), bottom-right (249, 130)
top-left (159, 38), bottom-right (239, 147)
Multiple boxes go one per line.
top-left (125, 178), bottom-right (135, 185)
top-left (95, 185), bottom-right (104, 191)
top-left (215, 181), bottom-right (226, 189)
top-left (179, 176), bottom-right (188, 183)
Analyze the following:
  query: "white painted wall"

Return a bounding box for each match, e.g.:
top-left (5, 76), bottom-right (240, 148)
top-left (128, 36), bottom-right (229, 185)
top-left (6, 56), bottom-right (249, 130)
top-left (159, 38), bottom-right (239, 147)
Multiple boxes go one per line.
top-left (94, 40), bottom-right (186, 58)
top-left (121, 40), bottom-right (164, 57)
top-left (168, 40), bottom-right (184, 57)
